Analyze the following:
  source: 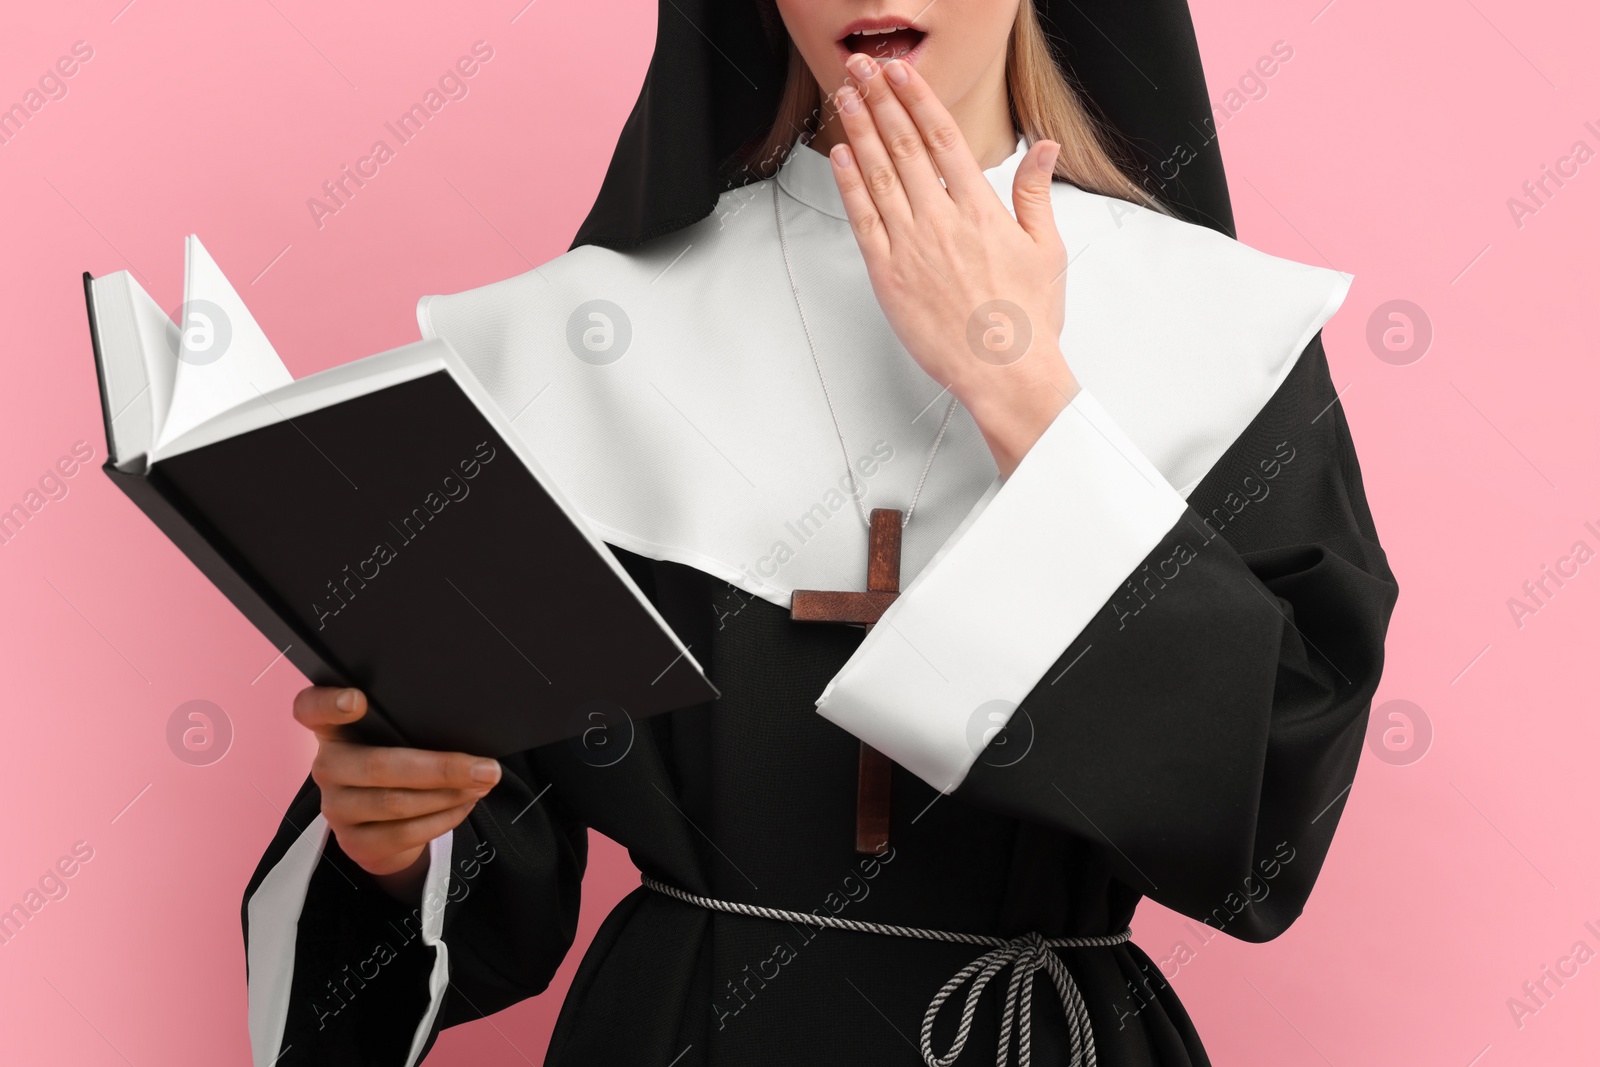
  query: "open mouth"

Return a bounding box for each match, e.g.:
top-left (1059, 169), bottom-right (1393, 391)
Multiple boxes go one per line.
top-left (837, 22), bottom-right (928, 63)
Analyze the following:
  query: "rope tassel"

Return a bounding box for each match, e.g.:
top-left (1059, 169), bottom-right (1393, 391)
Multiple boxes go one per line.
top-left (921, 932), bottom-right (1101, 1067)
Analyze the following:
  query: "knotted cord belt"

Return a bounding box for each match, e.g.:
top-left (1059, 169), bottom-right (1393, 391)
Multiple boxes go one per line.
top-left (641, 875), bottom-right (1131, 1067)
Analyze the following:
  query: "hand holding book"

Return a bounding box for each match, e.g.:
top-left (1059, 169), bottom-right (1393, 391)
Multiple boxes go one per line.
top-left (293, 685), bottom-right (499, 898)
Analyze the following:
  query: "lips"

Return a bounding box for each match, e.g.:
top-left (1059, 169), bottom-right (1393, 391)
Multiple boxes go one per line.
top-left (837, 21), bottom-right (927, 63)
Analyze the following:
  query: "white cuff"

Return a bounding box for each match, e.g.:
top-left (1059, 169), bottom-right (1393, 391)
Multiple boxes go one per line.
top-left (404, 832), bottom-right (454, 1067)
top-left (247, 816), bottom-right (328, 1067)
top-left (814, 389), bottom-right (1188, 793)
top-left (246, 819), bottom-right (454, 1067)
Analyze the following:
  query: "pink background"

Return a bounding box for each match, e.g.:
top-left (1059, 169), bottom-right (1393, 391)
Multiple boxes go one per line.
top-left (1, 0), bottom-right (1595, 1063)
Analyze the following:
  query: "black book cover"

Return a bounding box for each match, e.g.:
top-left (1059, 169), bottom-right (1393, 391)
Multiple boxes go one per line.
top-left (85, 274), bottom-right (717, 757)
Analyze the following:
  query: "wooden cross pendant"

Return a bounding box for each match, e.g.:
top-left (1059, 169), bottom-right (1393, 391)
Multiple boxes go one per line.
top-left (790, 507), bottom-right (903, 855)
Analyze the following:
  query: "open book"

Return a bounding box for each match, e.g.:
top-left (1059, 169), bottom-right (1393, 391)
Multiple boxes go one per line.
top-left (85, 237), bottom-right (716, 757)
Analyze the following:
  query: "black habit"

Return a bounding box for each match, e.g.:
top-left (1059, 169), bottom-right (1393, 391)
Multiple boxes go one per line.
top-left (242, 1), bottom-right (1398, 1062)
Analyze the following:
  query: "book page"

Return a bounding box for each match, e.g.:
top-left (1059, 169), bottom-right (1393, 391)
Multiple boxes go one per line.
top-left (154, 235), bottom-right (292, 455)
top-left (89, 271), bottom-right (184, 464)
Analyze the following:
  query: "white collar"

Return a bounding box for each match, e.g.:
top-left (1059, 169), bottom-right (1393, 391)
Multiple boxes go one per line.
top-left (776, 137), bottom-right (1032, 220)
top-left (418, 147), bottom-right (1352, 609)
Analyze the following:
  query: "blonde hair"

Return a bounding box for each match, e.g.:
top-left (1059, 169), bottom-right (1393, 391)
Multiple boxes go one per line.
top-left (732, 0), bottom-right (1169, 213)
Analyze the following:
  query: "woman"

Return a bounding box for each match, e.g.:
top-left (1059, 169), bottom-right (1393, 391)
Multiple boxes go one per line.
top-left (244, 1), bottom-right (1398, 1064)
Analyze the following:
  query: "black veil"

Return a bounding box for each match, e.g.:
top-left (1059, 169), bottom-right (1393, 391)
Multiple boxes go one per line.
top-left (570, 0), bottom-right (1234, 252)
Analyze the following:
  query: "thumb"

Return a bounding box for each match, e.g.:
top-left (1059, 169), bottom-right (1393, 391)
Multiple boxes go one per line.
top-left (1012, 140), bottom-right (1062, 244)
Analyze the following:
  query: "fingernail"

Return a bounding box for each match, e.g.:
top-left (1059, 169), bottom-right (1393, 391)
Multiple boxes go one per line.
top-left (1038, 142), bottom-right (1061, 173)
top-left (335, 688), bottom-right (358, 712)
top-left (839, 87), bottom-right (861, 115)
top-left (830, 144), bottom-right (854, 169)
top-left (884, 59), bottom-right (908, 85)
top-left (471, 760), bottom-right (501, 785)
top-left (846, 54), bottom-right (875, 81)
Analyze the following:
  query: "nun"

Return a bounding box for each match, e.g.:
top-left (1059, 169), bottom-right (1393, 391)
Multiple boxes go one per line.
top-left (244, 1), bottom-right (1399, 1064)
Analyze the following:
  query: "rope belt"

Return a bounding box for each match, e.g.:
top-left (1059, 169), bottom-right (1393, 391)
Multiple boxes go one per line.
top-left (640, 875), bottom-right (1131, 1067)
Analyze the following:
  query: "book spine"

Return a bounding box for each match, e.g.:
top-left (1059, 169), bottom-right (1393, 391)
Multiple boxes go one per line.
top-left (101, 461), bottom-right (411, 748)
top-left (82, 272), bottom-right (118, 466)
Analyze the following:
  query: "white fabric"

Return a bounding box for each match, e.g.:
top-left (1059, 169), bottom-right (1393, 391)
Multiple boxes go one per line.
top-left (418, 139), bottom-right (1350, 794)
top-left (418, 141), bottom-right (1349, 609)
top-left (247, 816), bottom-right (328, 1067)
top-left (815, 390), bottom-right (1189, 791)
top-left (404, 833), bottom-right (454, 1067)
top-left (246, 816), bottom-right (455, 1067)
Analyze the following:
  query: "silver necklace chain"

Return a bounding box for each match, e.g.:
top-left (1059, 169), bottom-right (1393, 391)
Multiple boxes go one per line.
top-left (772, 180), bottom-right (958, 530)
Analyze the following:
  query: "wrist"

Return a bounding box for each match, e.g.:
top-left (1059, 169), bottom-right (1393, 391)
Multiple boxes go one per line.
top-left (371, 846), bottom-right (431, 904)
top-left (953, 345), bottom-right (1081, 478)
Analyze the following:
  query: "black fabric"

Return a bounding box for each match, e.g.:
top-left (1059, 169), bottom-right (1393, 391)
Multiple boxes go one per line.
top-left (243, 332), bottom-right (1397, 1065)
top-left (570, 0), bottom-right (1234, 253)
top-left (956, 330), bottom-right (1396, 942)
top-left (1038, 2), bottom-right (1235, 237)
top-left (242, 757), bottom-right (587, 1065)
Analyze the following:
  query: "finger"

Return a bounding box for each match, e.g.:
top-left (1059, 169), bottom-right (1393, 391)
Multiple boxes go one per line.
top-left (829, 143), bottom-right (891, 261)
top-left (881, 58), bottom-right (987, 202)
top-left (314, 741), bottom-right (501, 792)
top-left (1012, 141), bottom-right (1064, 248)
top-left (338, 800), bottom-right (479, 864)
top-left (326, 784), bottom-right (487, 825)
top-left (293, 686), bottom-right (368, 739)
top-left (846, 54), bottom-right (946, 212)
top-left (834, 81), bottom-right (912, 233)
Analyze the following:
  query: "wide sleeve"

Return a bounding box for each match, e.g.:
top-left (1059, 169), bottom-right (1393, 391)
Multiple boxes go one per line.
top-left (815, 332), bottom-right (1398, 939)
top-left (241, 747), bottom-right (587, 1066)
